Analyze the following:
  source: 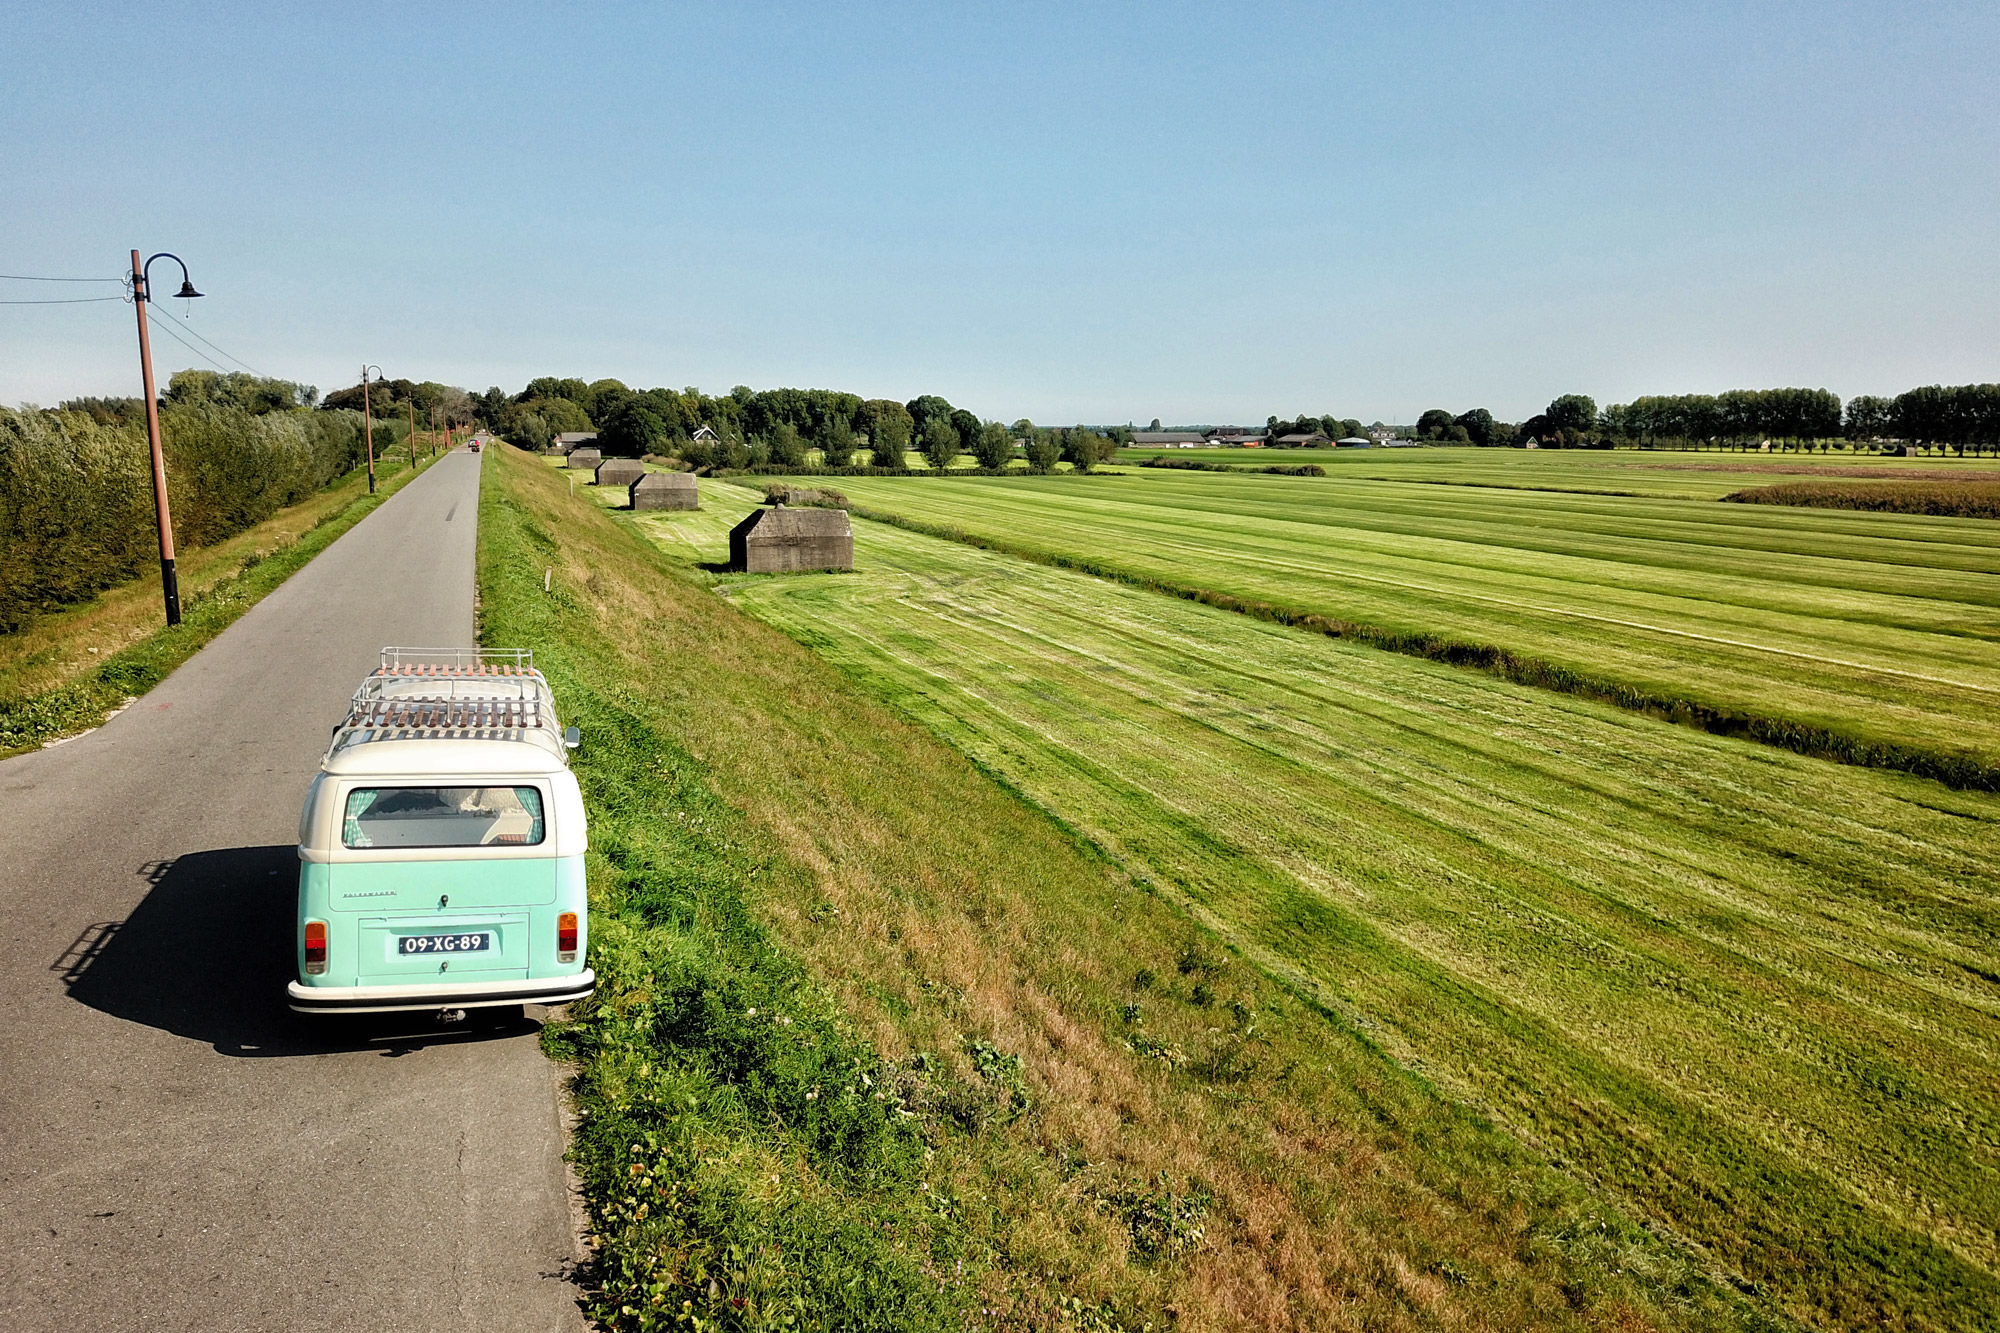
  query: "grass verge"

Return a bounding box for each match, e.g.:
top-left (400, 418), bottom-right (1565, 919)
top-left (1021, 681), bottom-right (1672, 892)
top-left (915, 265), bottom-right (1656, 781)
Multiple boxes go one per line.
top-left (481, 444), bottom-right (1787, 1332)
top-left (0, 451), bottom-right (436, 755)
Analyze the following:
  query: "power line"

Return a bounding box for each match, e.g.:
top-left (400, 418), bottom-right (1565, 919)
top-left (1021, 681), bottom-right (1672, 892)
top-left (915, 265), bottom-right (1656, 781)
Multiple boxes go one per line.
top-left (0, 273), bottom-right (123, 283)
top-left (143, 308), bottom-right (233, 373)
top-left (160, 313), bottom-right (266, 376)
top-left (0, 294), bottom-right (125, 305)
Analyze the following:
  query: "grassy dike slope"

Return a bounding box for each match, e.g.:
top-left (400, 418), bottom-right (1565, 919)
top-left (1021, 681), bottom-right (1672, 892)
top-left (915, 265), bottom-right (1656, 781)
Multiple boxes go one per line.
top-left (0, 449), bottom-right (435, 755)
top-left (479, 444), bottom-right (1778, 1332)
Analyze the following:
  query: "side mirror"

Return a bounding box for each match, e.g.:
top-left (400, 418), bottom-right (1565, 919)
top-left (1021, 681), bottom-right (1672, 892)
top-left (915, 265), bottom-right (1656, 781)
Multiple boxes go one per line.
top-left (563, 726), bottom-right (580, 751)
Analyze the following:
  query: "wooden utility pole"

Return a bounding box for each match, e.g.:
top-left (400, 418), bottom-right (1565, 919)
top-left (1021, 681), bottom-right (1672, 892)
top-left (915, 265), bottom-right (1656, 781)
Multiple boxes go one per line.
top-left (130, 250), bottom-right (181, 625)
top-left (409, 399), bottom-right (418, 469)
top-left (360, 365), bottom-right (377, 494)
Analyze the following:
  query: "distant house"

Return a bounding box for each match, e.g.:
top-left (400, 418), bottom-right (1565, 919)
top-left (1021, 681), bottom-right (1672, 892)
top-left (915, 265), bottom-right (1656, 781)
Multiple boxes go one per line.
top-left (551, 431), bottom-right (597, 455)
top-left (1130, 431), bottom-right (1208, 448)
top-left (1367, 427), bottom-right (1398, 443)
top-left (1275, 432), bottom-right (1331, 448)
top-left (691, 425), bottom-right (721, 445)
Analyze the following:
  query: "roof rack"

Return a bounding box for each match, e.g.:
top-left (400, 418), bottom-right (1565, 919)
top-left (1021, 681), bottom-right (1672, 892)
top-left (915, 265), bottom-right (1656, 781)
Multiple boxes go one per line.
top-left (378, 646), bottom-right (536, 673)
top-left (326, 647), bottom-right (574, 762)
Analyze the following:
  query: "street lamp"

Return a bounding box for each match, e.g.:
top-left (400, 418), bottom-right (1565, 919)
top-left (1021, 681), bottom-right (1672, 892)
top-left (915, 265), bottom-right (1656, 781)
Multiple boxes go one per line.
top-left (360, 364), bottom-right (384, 493)
top-left (130, 250), bottom-right (202, 627)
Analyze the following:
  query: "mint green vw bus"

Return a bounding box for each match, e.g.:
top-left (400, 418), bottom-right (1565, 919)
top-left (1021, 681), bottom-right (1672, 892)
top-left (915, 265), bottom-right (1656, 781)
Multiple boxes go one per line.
top-left (289, 648), bottom-right (593, 1015)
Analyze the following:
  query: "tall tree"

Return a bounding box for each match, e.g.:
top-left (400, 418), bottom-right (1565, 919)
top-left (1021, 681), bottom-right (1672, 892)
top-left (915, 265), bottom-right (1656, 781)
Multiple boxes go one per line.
top-left (598, 398), bottom-right (667, 457)
top-left (863, 400), bottom-right (912, 467)
top-left (1023, 426), bottom-right (1062, 473)
top-left (768, 423), bottom-right (807, 468)
top-left (1454, 408), bottom-right (1497, 446)
top-left (1416, 408), bottom-right (1455, 440)
top-left (920, 419), bottom-right (961, 471)
top-left (821, 418), bottom-right (857, 468)
top-left (1545, 394), bottom-right (1598, 435)
top-left (972, 421), bottom-right (1014, 470)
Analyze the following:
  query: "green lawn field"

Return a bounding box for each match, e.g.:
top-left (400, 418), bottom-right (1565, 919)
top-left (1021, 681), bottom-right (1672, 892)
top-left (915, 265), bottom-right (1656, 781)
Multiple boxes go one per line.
top-left (1117, 445), bottom-right (2000, 499)
top-left (814, 469), bottom-right (2000, 781)
top-left (624, 486), bottom-right (2000, 1329)
top-left (498, 455), bottom-right (1806, 1331)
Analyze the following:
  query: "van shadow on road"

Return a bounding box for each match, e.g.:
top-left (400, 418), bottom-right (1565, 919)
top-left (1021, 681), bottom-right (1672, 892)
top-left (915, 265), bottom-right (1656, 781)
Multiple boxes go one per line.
top-left (59, 846), bottom-right (537, 1057)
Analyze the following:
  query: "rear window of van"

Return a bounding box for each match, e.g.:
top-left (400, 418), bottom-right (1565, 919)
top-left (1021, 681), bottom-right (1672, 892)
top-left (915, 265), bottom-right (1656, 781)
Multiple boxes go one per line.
top-left (342, 786), bottom-right (545, 849)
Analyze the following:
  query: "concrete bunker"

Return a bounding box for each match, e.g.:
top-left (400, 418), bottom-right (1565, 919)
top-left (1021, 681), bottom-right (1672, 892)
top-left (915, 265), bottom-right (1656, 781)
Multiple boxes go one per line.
top-left (630, 471), bottom-right (699, 511)
top-left (566, 446), bottom-right (602, 470)
top-left (728, 503), bottom-right (853, 574)
top-left (594, 458), bottom-right (645, 489)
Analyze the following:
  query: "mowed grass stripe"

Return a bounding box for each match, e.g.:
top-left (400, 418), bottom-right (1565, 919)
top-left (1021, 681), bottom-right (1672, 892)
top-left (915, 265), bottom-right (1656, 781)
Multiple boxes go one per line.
top-left (1121, 447), bottom-right (2000, 501)
top-left (684, 516), bottom-right (2000, 1330)
top-left (822, 472), bottom-right (2000, 779)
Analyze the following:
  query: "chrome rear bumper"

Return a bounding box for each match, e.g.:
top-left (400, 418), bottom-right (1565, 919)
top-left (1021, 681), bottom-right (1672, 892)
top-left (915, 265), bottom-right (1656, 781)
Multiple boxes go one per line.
top-left (287, 969), bottom-right (594, 1014)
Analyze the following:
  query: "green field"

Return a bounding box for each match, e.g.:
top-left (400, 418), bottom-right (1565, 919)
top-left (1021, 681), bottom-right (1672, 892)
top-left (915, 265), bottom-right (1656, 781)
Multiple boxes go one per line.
top-left (619, 481), bottom-right (2000, 1329)
top-left (1116, 446), bottom-right (2000, 500)
top-left (495, 453), bottom-right (1807, 1331)
top-left (807, 470), bottom-right (2000, 783)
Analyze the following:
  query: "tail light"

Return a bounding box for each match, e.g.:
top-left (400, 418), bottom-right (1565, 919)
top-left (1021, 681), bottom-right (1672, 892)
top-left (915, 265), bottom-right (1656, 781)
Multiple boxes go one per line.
top-left (303, 920), bottom-right (328, 975)
top-left (557, 912), bottom-right (579, 964)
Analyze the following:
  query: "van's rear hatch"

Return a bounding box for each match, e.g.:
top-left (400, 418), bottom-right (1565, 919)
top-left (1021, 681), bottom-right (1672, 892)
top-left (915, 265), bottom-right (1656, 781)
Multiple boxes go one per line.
top-left (326, 857), bottom-right (557, 912)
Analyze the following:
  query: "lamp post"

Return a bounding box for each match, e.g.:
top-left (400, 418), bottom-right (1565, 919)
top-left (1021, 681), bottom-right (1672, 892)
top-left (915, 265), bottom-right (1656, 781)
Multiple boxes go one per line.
top-left (130, 250), bottom-right (202, 627)
top-left (360, 364), bottom-right (384, 493)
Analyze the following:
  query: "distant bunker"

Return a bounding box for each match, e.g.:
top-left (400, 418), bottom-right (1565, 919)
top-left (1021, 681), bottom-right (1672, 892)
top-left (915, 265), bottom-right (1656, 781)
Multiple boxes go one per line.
top-left (630, 470), bottom-right (698, 511)
top-left (729, 503), bottom-right (853, 574)
top-left (594, 458), bottom-right (646, 489)
top-left (566, 447), bottom-right (602, 470)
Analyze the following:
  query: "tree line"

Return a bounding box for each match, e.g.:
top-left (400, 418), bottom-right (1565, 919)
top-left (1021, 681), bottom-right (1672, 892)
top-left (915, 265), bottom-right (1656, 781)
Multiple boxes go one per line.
top-left (1385, 383), bottom-right (2000, 453)
top-left (422, 376), bottom-right (1124, 473)
top-left (2, 371), bottom-right (373, 629)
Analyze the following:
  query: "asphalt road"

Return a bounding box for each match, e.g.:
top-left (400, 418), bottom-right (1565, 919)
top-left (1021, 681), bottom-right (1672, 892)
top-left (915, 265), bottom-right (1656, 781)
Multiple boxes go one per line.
top-left (0, 449), bottom-right (588, 1332)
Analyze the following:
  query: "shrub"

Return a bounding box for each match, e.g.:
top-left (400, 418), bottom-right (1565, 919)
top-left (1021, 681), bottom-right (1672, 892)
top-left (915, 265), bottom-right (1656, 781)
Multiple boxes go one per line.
top-left (1722, 480), bottom-right (2000, 518)
top-left (0, 404), bottom-right (362, 631)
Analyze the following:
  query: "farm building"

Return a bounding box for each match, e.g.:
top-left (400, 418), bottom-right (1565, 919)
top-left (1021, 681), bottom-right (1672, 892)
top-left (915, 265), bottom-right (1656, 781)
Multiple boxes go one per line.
top-left (1337, 436), bottom-right (1372, 447)
top-left (594, 458), bottom-right (645, 488)
top-left (1204, 428), bottom-right (1268, 447)
top-left (1275, 432), bottom-right (1332, 447)
top-left (630, 471), bottom-right (698, 511)
top-left (566, 446), bottom-right (602, 470)
top-left (729, 504), bottom-right (853, 574)
top-left (551, 432), bottom-right (598, 455)
top-left (1130, 431), bottom-right (1207, 448)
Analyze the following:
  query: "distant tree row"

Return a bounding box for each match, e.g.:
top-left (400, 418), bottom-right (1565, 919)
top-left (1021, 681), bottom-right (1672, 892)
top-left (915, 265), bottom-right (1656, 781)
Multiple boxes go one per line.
top-left (1266, 413), bottom-right (1368, 442)
top-left (471, 376), bottom-right (1120, 473)
top-left (1595, 384), bottom-right (2000, 452)
top-left (1600, 389), bottom-right (1842, 447)
top-left (1389, 383), bottom-right (2000, 453)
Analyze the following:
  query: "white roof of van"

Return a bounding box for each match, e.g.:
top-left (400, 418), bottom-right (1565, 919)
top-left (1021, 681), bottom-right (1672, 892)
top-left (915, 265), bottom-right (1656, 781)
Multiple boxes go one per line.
top-left (323, 736), bottom-right (571, 779)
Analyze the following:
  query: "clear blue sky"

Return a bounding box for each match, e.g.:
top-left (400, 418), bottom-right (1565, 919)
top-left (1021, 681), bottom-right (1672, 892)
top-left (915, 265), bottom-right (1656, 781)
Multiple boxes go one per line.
top-left (4, 1), bottom-right (1995, 424)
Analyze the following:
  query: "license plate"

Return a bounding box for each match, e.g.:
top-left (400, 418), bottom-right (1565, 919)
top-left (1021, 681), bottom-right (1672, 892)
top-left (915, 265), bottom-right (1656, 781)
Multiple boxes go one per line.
top-left (398, 932), bottom-right (492, 955)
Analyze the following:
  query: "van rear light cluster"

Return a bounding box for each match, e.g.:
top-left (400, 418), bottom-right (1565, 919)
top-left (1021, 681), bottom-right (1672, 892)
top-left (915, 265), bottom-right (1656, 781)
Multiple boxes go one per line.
top-left (557, 912), bottom-right (578, 964)
top-left (303, 920), bottom-right (328, 975)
